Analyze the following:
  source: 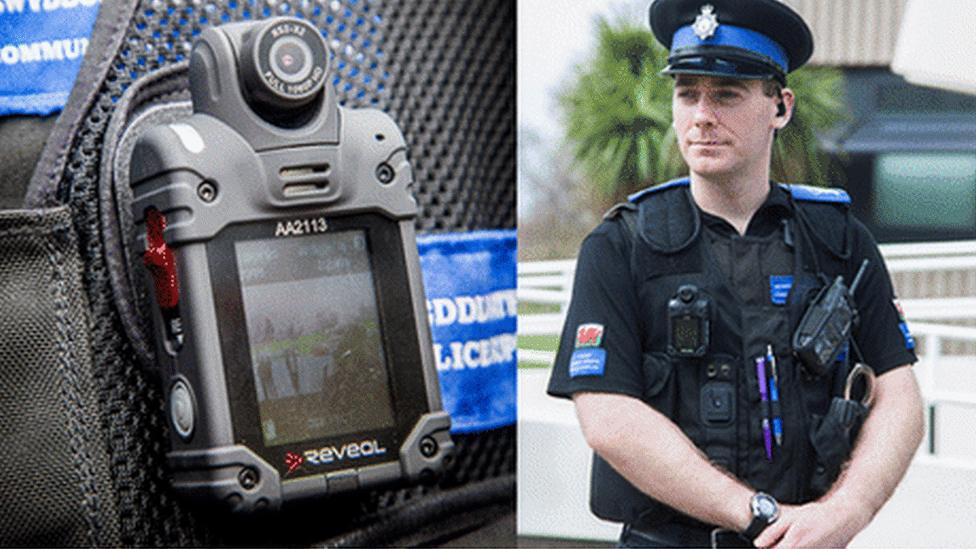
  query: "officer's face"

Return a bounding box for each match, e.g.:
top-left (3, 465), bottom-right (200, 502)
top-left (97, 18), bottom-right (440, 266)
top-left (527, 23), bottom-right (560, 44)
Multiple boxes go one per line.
top-left (672, 76), bottom-right (789, 179)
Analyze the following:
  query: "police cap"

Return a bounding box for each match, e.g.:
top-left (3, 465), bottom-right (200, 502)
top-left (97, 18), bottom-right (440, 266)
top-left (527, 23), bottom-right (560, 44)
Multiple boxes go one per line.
top-left (649, 0), bottom-right (814, 85)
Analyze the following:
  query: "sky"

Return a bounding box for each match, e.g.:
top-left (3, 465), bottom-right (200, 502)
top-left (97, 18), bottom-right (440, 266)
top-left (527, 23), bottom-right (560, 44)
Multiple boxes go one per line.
top-left (517, 0), bottom-right (622, 142)
top-left (517, 0), bottom-right (631, 217)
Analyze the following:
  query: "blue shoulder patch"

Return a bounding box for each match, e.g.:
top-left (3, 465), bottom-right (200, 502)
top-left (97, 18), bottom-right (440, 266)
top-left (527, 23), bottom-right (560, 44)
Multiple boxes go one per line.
top-left (628, 178), bottom-right (690, 203)
top-left (569, 348), bottom-right (607, 378)
top-left (779, 184), bottom-right (851, 204)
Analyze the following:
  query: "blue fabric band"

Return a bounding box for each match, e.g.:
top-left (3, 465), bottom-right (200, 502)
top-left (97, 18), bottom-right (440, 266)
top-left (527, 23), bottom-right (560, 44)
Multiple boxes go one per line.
top-left (672, 23), bottom-right (789, 73)
top-left (0, 1), bottom-right (99, 116)
top-left (780, 183), bottom-right (851, 204)
top-left (629, 177), bottom-right (690, 202)
top-left (417, 229), bottom-right (516, 434)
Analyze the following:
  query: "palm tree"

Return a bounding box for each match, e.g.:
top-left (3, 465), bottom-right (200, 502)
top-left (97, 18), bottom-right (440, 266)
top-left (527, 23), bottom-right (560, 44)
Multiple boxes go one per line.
top-left (560, 17), bottom-right (847, 210)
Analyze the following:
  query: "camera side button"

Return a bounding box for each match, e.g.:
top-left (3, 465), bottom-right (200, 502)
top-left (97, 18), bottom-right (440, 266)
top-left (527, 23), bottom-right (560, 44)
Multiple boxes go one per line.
top-left (170, 379), bottom-right (195, 441)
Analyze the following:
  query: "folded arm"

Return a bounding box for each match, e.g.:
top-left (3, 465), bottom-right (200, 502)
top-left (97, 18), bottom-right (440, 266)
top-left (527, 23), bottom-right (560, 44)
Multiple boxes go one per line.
top-left (573, 391), bottom-right (755, 532)
top-left (755, 364), bottom-right (925, 548)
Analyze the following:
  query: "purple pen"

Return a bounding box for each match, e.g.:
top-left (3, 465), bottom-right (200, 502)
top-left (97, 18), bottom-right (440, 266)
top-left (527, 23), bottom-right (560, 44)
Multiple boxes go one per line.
top-left (756, 356), bottom-right (773, 462)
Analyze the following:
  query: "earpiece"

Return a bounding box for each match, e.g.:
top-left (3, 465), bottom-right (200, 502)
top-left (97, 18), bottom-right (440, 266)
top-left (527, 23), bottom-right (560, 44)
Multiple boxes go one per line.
top-left (776, 91), bottom-right (786, 117)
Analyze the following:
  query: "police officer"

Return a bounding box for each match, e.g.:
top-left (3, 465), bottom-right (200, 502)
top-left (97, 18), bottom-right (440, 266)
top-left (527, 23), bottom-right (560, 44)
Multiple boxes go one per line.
top-left (547, 1), bottom-right (924, 547)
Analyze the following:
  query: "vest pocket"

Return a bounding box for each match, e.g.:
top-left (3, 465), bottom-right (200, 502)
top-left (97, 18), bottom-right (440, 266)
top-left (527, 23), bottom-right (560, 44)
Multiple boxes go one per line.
top-left (0, 207), bottom-right (119, 545)
top-left (807, 397), bottom-right (868, 498)
top-left (641, 351), bottom-right (676, 415)
top-left (696, 354), bottom-right (737, 474)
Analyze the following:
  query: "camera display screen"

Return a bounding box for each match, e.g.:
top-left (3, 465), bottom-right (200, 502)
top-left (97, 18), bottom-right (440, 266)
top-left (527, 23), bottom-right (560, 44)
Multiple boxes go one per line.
top-left (234, 230), bottom-right (396, 447)
top-left (673, 315), bottom-right (702, 352)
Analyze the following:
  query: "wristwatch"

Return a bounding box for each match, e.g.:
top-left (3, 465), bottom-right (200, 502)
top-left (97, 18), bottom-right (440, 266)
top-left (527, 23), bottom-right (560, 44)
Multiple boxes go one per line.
top-left (742, 492), bottom-right (779, 541)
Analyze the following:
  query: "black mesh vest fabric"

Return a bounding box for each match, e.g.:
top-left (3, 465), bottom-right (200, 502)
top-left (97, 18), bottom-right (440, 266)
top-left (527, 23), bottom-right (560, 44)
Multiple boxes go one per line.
top-left (14, 1), bottom-right (515, 545)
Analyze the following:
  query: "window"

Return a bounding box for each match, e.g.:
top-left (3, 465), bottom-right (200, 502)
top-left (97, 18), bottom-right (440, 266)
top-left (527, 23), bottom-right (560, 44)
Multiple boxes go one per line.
top-left (872, 153), bottom-right (976, 234)
top-left (831, 70), bottom-right (976, 243)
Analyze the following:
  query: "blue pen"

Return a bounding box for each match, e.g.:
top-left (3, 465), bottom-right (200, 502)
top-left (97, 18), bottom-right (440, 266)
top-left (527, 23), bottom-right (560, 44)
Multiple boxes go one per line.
top-left (756, 356), bottom-right (773, 462)
top-left (767, 345), bottom-right (783, 447)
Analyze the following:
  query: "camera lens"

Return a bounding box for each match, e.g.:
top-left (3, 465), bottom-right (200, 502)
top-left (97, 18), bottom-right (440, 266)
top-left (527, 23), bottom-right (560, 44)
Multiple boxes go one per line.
top-left (269, 36), bottom-right (313, 83)
top-left (242, 17), bottom-right (329, 110)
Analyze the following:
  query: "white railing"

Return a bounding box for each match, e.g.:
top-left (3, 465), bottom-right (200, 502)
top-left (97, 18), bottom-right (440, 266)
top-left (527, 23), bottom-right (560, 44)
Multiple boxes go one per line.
top-left (518, 240), bottom-right (976, 360)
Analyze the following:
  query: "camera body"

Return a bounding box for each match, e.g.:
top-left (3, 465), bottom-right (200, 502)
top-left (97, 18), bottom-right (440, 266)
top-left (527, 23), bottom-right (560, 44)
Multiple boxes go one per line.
top-left (667, 284), bottom-right (710, 357)
top-left (129, 18), bottom-right (451, 513)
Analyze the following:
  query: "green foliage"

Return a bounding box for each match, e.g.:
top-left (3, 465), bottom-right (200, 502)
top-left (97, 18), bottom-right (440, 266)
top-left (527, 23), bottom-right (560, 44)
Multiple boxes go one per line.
top-left (770, 65), bottom-right (847, 185)
top-left (559, 17), bottom-right (847, 209)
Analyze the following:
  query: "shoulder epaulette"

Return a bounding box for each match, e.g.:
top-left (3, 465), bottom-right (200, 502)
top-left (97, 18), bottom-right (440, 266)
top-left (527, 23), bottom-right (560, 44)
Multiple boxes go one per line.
top-left (781, 183), bottom-right (852, 260)
top-left (602, 202), bottom-right (638, 241)
top-left (779, 183), bottom-right (850, 204)
top-left (602, 201), bottom-right (637, 221)
top-left (628, 177), bottom-right (690, 203)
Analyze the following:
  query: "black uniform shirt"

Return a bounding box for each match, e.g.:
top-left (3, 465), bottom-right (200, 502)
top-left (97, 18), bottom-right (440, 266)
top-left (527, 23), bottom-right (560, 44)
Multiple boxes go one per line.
top-left (700, 184), bottom-right (794, 307)
top-left (547, 185), bottom-right (917, 401)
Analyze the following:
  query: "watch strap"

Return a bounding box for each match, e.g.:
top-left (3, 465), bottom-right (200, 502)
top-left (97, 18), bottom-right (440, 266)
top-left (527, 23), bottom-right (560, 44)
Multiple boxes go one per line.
top-left (742, 514), bottom-right (770, 541)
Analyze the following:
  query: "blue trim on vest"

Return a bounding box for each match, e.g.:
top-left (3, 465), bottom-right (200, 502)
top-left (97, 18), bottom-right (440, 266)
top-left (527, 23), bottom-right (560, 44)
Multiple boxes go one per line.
top-left (779, 183), bottom-right (851, 204)
top-left (629, 180), bottom-right (850, 206)
top-left (416, 229), bottom-right (516, 433)
top-left (628, 178), bottom-right (690, 203)
top-left (673, 24), bottom-right (789, 73)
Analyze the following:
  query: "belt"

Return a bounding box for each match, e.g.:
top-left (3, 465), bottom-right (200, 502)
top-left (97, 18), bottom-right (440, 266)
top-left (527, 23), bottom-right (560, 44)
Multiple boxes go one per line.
top-left (621, 522), bottom-right (753, 549)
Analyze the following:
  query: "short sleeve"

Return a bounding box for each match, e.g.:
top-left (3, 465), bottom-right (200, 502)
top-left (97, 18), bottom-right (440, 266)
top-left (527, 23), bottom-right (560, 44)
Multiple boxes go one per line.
top-left (547, 222), bottom-right (645, 400)
top-left (849, 219), bottom-right (918, 376)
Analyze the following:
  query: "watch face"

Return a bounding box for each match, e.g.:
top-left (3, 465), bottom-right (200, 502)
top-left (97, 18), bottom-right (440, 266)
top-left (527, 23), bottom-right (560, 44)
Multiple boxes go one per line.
top-left (752, 492), bottom-right (780, 522)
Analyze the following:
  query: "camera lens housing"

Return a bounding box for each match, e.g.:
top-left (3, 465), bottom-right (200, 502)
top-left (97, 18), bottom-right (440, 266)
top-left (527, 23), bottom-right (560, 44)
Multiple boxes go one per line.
top-left (241, 18), bottom-right (329, 111)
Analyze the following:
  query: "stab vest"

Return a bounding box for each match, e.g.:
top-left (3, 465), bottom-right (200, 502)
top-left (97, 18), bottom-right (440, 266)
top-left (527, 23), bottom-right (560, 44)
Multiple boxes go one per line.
top-left (591, 179), bottom-right (856, 526)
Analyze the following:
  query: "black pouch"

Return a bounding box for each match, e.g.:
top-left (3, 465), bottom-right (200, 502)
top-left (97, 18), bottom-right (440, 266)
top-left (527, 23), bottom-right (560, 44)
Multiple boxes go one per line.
top-left (0, 208), bottom-right (120, 546)
top-left (808, 397), bottom-right (868, 497)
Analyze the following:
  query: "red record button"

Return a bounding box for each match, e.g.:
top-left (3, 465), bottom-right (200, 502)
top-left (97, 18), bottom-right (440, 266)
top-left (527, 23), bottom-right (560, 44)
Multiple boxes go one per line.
top-left (143, 208), bottom-right (180, 310)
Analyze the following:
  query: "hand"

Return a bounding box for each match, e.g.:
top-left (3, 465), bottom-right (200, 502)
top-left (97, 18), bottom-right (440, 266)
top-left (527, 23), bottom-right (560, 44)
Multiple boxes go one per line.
top-left (752, 500), bottom-right (870, 549)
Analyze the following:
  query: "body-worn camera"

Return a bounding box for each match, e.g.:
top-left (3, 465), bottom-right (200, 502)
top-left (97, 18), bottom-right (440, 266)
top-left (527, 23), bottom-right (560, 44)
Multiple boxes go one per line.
top-left (129, 17), bottom-right (452, 513)
top-left (668, 285), bottom-right (710, 357)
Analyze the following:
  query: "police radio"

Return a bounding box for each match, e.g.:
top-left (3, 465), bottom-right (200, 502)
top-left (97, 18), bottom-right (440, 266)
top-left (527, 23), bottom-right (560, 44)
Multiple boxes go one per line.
top-left (793, 260), bottom-right (870, 377)
top-left (668, 285), bottom-right (710, 357)
top-left (129, 17), bottom-right (452, 513)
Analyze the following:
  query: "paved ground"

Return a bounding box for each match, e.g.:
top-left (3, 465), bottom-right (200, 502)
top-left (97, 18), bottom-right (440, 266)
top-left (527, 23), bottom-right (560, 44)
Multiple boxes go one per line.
top-left (518, 535), bottom-right (614, 548)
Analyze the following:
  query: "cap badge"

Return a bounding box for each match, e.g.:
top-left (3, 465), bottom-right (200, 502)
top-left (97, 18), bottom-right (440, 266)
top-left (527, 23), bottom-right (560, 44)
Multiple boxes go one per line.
top-left (692, 4), bottom-right (720, 40)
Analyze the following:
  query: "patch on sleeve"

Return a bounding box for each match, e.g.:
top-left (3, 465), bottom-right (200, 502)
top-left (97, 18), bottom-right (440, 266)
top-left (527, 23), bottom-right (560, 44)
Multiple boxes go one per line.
top-left (769, 275), bottom-right (793, 305)
top-left (569, 348), bottom-right (607, 377)
top-left (575, 323), bottom-right (605, 348)
top-left (569, 323), bottom-right (606, 377)
top-left (893, 299), bottom-right (916, 350)
top-left (835, 342), bottom-right (848, 363)
top-left (898, 323), bottom-right (916, 350)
